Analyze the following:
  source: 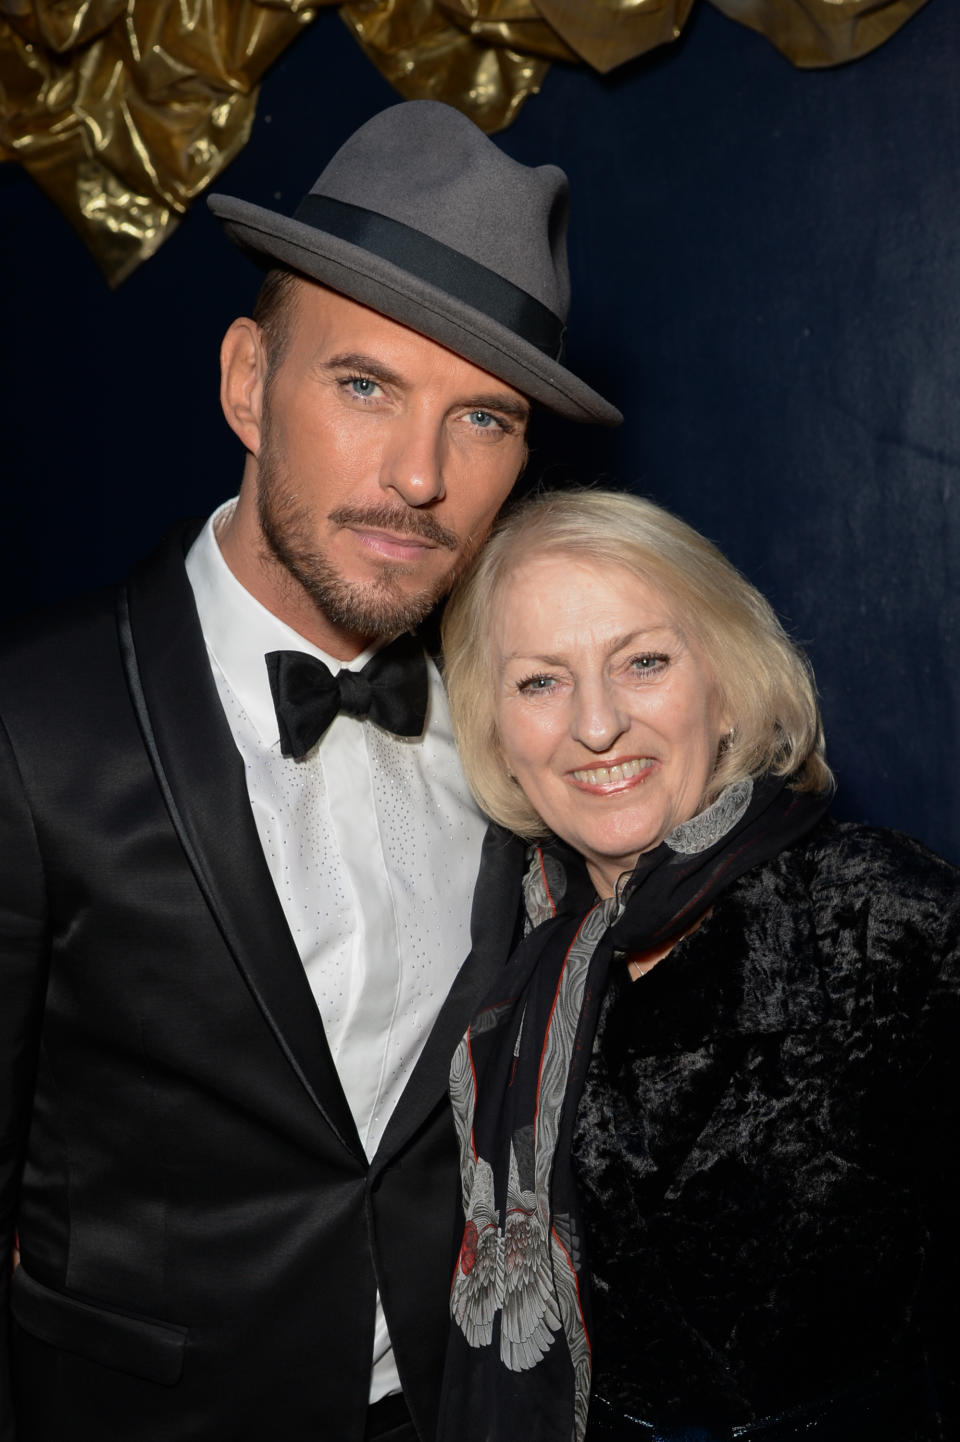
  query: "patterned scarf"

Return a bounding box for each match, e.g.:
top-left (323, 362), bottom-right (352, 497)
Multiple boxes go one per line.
top-left (438, 776), bottom-right (830, 1442)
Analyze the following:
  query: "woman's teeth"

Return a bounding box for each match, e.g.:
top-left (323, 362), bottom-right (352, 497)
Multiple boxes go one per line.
top-left (571, 758), bottom-right (654, 785)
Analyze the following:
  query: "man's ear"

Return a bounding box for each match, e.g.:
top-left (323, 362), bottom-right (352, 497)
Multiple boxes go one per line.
top-left (220, 318), bottom-right (267, 455)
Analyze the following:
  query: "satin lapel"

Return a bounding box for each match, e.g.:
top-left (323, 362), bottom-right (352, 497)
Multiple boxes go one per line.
top-left (119, 524), bottom-right (362, 1158)
top-left (371, 824), bottom-right (526, 1173)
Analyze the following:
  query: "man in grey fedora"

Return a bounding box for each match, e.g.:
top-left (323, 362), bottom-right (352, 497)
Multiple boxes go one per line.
top-left (0, 100), bottom-right (619, 1441)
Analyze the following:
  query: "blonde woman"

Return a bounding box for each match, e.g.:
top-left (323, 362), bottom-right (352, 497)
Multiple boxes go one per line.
top-left (437, 489), bottom-right (959, 1442)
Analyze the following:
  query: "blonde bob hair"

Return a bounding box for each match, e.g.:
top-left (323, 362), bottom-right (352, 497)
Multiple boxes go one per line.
top-left (441, 488), bottom-right (833, 840)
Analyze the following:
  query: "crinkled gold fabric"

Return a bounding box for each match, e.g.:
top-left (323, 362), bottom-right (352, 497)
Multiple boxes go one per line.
top-left (0, 0), bottom-right (932, 286)
top-left (708, 0), bottom-right (931, 69)
top-left (339, 0), bottom-right (554, 132)
top-left (0, 0), bottom-right (327, 286)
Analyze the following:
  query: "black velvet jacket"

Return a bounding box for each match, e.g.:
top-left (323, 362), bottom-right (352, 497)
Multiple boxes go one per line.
top-left (570, 819), bottom-right (960, 1438)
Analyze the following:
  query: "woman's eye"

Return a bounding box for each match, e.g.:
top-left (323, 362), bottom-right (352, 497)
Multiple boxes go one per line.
top-left (516, 673), bottom-right (556, 694)
top-left (630, 653), bottom-right (668, 676)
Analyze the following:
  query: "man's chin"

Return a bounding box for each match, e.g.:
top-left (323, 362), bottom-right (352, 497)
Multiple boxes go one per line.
top-left (302, 569), bottom-right (446, 641)
top-left (258, 495), bottom-right (456, 639)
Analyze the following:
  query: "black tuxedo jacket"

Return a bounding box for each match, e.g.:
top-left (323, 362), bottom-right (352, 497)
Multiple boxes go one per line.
top-left (0, 524), bottom-right (525, 1442)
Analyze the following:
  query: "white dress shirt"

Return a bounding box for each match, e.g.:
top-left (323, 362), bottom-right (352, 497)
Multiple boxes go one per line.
top-left (186, 500), bottom-right (487, 1401)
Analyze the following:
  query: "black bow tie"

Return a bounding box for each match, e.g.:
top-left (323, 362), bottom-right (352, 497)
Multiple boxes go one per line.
top-left (265, 633), bottom-right (429, 759)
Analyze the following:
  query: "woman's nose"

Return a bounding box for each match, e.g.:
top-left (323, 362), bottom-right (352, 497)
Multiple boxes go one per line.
top-left (570, 677), bottom-right (629, 754)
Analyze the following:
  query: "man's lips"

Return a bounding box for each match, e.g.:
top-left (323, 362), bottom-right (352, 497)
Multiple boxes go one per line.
top-left (329, 504), bottom-right (459, 555)
top-left (349, 527), bottom-right (439, 562)
top-left (568, 757), bottom-right (658, 793)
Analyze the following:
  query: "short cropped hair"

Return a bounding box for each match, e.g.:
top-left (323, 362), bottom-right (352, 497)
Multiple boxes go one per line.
top-left (251, 267), bottom-right (302, 378)
top-left (441, 488), bottom-right (833, 839)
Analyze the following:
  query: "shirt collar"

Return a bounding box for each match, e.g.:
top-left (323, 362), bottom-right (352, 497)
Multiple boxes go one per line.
top-left (185, 499), bottom-right (378, 748)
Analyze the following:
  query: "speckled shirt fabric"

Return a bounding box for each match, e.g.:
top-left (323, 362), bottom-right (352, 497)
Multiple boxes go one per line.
top-left (569, 820), bottom-right (960, 1440)
top-left (186, 502), bottom-right (488, 1399)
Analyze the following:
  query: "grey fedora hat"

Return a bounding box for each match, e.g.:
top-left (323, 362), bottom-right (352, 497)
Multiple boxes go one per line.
top-left (207, 100), bottom-right (621, 426)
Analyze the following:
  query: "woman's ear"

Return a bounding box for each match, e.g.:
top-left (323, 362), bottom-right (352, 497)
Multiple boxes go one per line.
top-left (493, 735), bottom-right (514, 782)
top-left (220, 318), bottom-right (267, 455)
top-left (712, 683), bottom-right (734, 745)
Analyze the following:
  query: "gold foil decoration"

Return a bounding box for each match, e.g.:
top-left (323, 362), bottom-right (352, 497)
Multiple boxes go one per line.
top-left (342, 0), bottom-right (930, 126)
top-left (534, 0), bottom-right (695, 73)
top-left (433, 0), bottom-right (579, 60)
top-left (708, 0), bottom-right (931, 69)
top-left (0, 0), bottom-right (330, 287)
top-left (339, 0), bottom-right (553, 133)
top-left (0, 0), bottom-right (934, 286)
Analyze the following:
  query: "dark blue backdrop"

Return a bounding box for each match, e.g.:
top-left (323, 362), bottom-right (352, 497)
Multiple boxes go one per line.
top-left (1, 1), bottom-right (957, 861)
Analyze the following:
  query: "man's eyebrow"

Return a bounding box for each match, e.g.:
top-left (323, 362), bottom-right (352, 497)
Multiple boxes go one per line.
top-left (320, 351), bottom-right (405, 386)
top-left (466, 392), bottom-right (531, 423)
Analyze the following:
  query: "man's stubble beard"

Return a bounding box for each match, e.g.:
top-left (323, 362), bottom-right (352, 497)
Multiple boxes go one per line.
top-left (255, 409), bottom-right (488, 643)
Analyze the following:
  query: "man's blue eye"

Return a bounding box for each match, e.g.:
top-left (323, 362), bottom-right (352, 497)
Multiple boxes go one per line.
top-left (350, 377), bottom-right (377, 396)
top-left (469, 410), bottom-right (497, 428)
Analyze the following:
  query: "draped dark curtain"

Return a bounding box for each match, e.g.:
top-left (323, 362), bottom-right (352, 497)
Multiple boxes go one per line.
top-left (1, 0), bottom-right (956, 861)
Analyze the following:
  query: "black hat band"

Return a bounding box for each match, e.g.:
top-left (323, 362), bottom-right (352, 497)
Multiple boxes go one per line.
top-left (294, 194), bottom-right (566, 362)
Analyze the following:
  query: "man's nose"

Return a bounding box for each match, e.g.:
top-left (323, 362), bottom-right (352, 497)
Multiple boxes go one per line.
top-left (379, 412), bottom-right (446, 506)
top-left (570, 676), bottom-right (629, 754)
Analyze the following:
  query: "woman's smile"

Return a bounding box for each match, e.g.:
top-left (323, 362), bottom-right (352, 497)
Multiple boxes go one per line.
top-left (568, 756), bottom-right (658, 791)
